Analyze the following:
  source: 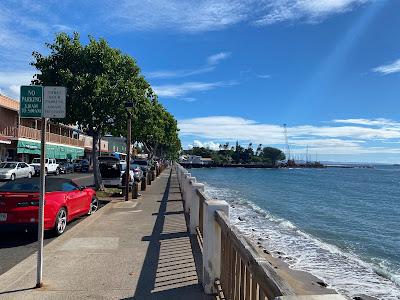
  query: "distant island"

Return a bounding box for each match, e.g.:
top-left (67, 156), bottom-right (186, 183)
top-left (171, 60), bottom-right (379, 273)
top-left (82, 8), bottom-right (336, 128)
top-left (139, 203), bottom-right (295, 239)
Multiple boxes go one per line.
top-left (180, 143), bottom-right (324, 168)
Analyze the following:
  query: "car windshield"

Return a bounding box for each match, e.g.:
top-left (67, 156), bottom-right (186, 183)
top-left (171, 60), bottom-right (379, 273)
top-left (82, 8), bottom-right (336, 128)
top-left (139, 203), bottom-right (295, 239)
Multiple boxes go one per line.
top-left (32, 158), bottom-right (48, 164)
top-left (130, 164), bottom-right (140, 170)
top-left (0, 162), bottom-right (17, 169)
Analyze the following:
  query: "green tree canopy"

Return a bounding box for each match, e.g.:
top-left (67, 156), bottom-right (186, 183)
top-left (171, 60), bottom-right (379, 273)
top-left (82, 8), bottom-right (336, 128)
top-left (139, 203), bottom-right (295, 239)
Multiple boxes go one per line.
top-left (31, 32), bottom-right (181, 187)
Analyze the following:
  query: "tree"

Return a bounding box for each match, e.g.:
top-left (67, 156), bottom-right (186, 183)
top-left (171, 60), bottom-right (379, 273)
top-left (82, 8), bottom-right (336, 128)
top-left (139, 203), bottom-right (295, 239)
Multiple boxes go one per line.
top-left (31, 32), bottom-right (169, 189)
top-left (260, 147), bottom-right (286, 166)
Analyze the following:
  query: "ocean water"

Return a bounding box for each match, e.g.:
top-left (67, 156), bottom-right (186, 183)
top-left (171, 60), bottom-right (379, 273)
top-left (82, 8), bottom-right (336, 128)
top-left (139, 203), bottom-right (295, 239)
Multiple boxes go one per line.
top-left (189, 166), bottom-right (400, 300)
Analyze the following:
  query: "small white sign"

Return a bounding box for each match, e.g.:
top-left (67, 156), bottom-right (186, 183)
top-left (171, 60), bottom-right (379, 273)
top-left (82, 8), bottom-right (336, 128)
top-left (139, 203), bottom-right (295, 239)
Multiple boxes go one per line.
top-left (43, 86), bottom-right (66, 118)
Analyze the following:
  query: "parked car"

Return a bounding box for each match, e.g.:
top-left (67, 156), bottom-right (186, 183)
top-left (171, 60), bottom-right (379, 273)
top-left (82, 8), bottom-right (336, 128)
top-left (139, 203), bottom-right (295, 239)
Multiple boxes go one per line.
top-left (31, 158), bottom-right (60, 175)
top-left (58, 161), bottom-right (74, 174)
top-left (0, 162), bottom-right (35, 180)
top-left (130, 163), bottom-right (144, 182)
top-left (0, 177), bottom-right (99, 235)
top-left (132, 160), bottom-right (150, 176)
top-left (73, 159), bottom-right (89, 172)
top-left (99, 156), bottom-right (134, 188)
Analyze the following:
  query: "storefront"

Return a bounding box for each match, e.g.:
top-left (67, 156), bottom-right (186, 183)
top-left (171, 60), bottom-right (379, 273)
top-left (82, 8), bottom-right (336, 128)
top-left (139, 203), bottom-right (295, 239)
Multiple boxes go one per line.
top-left (17, 139), bottom-right (84, 163)
top-left (0, 135), bottom-right (12, 161)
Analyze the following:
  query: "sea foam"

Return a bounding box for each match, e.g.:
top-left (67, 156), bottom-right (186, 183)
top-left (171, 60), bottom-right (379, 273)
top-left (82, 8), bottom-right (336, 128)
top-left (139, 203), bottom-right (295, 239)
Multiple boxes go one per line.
top-left (203, 182), bottom-right (400, 300)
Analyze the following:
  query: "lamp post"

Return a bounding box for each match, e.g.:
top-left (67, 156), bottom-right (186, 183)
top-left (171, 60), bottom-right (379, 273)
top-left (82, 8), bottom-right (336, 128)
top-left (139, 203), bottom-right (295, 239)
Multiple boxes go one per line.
top-left (125, 101), bottom-right (134, 201)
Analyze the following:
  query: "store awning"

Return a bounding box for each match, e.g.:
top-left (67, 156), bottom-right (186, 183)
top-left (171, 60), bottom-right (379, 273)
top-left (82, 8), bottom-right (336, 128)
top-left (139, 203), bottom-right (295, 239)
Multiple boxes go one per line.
top-left (0, 136), bottom-right (11, 145)
top-left (17, 140), bottom-right (84, 159)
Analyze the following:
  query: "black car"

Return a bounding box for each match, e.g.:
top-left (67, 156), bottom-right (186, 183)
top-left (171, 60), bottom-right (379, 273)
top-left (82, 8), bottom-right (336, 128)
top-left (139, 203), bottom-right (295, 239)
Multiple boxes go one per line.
top-left (58, 161), bottom-right (74, 174)
top-left (74, 159), bottom-right (89, 172)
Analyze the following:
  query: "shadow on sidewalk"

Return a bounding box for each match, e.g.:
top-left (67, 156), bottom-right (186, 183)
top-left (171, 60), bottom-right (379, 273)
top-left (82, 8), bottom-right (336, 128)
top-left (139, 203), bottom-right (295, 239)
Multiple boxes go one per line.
top-left (126, 170), bottom-right (208, 300)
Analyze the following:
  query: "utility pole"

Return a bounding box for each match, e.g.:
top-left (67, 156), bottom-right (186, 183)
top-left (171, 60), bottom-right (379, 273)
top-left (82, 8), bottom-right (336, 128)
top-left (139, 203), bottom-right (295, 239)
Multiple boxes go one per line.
top-left (125, 101), bottom-right (134, 201)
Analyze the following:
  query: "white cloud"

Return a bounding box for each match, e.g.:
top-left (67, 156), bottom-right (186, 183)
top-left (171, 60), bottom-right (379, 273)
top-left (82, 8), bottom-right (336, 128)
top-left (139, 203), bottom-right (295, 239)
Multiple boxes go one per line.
top-left (257, 74), bottom-right (271, 79)
top-left (207, 52), bottom-right (231, 65)
top-left (333, 118), bottom-right (400, 127)
top-left (103, 0), bottom-right (373, 33)
top-left (0, 71), bottom-right (36, 99)
top-left (153, 81), bottom-right (236, 98)
top-left (146, 67), bottom-right (215, 79)
top-left (178, 115), bottom-right (400, 155)
top-left (146, 52), bottom-right (230, 79)
top-left (189, 140), bottom-right (221, 150)
top-left (372, 58), bottom-right (400, 75)
top-left (255, 0), bottom-right (371, 25)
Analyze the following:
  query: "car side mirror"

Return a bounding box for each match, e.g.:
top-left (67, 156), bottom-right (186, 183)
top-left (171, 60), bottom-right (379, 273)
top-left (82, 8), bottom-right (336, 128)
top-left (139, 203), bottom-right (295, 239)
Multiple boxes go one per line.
top-left (78, 186), bottom-right (85, 191)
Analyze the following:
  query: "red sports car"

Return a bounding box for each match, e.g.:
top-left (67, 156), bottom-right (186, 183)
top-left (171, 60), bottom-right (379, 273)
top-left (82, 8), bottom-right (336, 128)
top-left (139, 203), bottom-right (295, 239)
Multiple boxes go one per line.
top-left (0, 178), bottom-right (99, 235)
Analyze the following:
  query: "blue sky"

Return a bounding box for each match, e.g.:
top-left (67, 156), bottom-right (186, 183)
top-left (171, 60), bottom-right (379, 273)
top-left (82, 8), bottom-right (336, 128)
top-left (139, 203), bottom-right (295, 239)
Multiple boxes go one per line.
top-left (1, 0), bottom-right (400, 163)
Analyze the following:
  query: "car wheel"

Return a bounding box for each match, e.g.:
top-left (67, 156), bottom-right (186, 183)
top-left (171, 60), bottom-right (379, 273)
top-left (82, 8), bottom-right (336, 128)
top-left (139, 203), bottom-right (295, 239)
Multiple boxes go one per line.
top-left (45, 168), bottom-right (48, 175)
top-left (88, 197), bottom-right (99, 215)
top-left (28, 172), bottom-right (32, 178)
top-left (53, 208), bottom-right (67, 236)
top-left (55, 168), bottom-right (60, 176)
top-left (10, 173), bottom-right (15, 181)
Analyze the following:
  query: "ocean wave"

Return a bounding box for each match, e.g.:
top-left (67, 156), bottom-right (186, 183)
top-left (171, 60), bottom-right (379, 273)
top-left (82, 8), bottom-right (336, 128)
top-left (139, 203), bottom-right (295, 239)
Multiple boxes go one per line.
top-left (203, 182), bottom-right (400, 300)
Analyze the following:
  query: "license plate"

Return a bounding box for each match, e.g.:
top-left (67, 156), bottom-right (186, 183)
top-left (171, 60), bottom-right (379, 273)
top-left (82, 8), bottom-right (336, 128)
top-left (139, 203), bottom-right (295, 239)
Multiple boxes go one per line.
top-left (0, 213), bottom-right (7, 221)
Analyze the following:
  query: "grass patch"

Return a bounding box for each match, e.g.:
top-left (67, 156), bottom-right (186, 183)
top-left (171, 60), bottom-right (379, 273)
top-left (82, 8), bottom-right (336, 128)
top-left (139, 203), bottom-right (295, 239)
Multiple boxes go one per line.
top-left (96, 187), bottom-right (122, 198)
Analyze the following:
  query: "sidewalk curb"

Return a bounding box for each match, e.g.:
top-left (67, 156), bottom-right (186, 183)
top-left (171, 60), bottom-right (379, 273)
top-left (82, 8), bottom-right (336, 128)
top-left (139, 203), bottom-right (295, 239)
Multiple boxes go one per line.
top-left (0, 198), bottom-right (135, 293)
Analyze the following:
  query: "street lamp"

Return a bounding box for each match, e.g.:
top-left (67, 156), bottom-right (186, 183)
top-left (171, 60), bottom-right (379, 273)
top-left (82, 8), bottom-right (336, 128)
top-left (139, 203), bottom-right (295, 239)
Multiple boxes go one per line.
top-left (124, 101), bottom-right (134, 201)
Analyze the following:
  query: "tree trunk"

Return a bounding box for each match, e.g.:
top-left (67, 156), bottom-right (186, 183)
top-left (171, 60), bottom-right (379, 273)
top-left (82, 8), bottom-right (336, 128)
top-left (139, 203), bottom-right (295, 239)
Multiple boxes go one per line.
top-left (92, 130), bottom-right (103, 190)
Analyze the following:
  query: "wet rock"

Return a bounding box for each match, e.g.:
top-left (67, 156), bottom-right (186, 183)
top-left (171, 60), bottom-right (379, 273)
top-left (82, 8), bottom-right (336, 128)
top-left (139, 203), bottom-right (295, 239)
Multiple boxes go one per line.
top-left (238, 216), bottom-right (244, 221)
top-left (276, 251), bottom-right (284, 255)
top-left (252, 229), bottom-right (256, 232)
top-left (316, 281), bottom-right (328, 288)
top-left (258, 237), bottom-right (263, 241)
top-left (263, 250), bottom-right (270, 254)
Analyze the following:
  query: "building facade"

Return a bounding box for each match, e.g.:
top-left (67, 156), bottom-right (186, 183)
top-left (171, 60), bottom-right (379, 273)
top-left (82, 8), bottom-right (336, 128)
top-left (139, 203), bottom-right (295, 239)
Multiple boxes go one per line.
top-left (0, 94), bottom-right (86, 163)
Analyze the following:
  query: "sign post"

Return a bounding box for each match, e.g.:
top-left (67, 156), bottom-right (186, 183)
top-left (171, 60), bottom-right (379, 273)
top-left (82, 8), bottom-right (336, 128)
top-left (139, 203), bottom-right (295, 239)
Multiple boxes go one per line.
top-left (20, 85), bottom-right (66, 288)
top-left (36, 116), bottom-right (46, 288)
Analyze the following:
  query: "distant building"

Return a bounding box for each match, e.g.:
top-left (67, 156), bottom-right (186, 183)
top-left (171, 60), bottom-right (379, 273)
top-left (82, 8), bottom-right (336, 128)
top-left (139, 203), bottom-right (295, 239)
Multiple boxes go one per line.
top-left (180, 155), bottom-right (213, 165)
top-left (102, 135), bottom-right (128, 160)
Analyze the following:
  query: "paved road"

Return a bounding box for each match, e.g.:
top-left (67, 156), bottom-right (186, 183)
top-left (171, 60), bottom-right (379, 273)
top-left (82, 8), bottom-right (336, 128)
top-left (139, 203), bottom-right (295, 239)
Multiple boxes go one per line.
top-left (0, 172), bottom-right (107, 276)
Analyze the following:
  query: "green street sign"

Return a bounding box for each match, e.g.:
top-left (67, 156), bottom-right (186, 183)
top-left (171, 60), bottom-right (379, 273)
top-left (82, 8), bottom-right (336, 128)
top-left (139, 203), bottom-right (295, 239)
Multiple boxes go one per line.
top-left (20, 86), bottom-right (43, 118)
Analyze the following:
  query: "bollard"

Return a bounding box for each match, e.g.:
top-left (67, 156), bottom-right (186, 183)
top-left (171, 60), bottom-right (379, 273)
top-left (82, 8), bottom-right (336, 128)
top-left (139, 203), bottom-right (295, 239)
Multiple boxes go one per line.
top-left (121, 186), bottom-right (131, 200)
top-left (202, 200), bottom-right (230, 294)
top-left (141, 176), bottom-right (147, 191)
top-left (152, 170), bottom-right (156, 181)
top-left (147, 172), bottom-right (151, 185)
top-left (132, 182), bottom-right (139, 199)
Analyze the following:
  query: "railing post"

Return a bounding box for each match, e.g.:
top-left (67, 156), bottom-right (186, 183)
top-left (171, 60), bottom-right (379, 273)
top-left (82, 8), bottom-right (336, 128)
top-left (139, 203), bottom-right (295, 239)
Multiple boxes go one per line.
top-left (203, 200), bottom-right (229, 295)
top-left (181, 172), bottom-right (190, 198)
top-left (189, 183), bottom-right (204, 234)
top-left (184, 176), bottom-right (196, 213)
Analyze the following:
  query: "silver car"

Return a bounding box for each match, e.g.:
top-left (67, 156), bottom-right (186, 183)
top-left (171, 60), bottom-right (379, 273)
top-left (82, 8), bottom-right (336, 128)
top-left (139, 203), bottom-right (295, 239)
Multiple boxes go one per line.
top-left (0, 162), bottom-right (35, 180)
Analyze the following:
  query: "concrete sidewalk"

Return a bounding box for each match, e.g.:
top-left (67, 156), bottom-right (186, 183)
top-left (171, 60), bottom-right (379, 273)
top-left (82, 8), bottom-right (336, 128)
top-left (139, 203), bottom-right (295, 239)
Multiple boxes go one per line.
top-left (0, 168), bottom-right (211, 299)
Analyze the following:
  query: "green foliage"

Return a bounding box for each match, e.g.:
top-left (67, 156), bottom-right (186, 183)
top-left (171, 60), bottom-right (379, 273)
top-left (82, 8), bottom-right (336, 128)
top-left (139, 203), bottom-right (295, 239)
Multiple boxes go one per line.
top-left (260, 147), bottom-right (286, 165)
top-left (183, 143), bottom-right (285, 166)
top-left (31, 32), bottom-right (181, 187)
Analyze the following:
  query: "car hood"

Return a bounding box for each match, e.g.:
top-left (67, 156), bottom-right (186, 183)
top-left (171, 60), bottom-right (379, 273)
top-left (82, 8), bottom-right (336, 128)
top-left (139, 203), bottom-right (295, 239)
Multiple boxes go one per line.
top-left (0, 169), bottom-right (13, 174)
